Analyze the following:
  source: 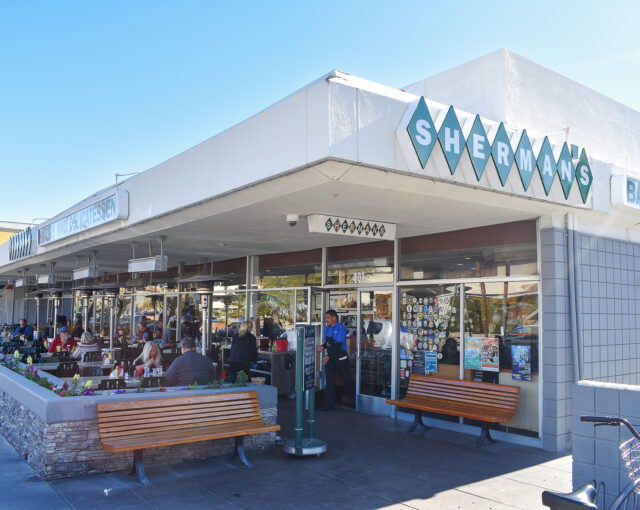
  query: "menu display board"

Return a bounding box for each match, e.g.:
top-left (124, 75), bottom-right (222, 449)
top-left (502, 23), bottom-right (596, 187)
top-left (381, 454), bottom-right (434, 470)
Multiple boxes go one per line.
top-left (303, 331), bottom-right (316, 390)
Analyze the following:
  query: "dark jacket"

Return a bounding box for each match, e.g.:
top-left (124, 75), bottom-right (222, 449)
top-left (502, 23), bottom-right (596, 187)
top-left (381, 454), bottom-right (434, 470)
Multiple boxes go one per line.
top-left (165, 350), bottom-right (215, 386)
top-left (228, 333), bottom-right (258, 365)
top-left (71, 325), bottom-right (84, 340)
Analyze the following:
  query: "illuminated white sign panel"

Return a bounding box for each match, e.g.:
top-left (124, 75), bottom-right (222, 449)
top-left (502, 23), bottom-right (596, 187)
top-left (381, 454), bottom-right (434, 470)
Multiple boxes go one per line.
top-left (38, 191), bottom-right (128, 246)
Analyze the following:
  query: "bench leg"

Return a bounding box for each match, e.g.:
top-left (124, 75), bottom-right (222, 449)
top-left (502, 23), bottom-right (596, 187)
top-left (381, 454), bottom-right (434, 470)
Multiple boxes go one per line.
top-left (130, 449), bottom-right (151, 485)
top-left (473, 423), bottom-right (496, 448)
top-left (407, 410), bottom-right (428, 433)
top-left (234, 436), bottom-right (254, 468)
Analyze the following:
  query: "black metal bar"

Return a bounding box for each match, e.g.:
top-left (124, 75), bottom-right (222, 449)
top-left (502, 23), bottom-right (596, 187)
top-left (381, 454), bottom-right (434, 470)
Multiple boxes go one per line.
top-left (418, 412), bottom-right (428, 429)
top-left (235, 436), bottom-right (254, 468)
top-left (474, 423), bottom-right (488, 448)
top-left (407, 409), bottom-right (422, 433)
top-left (132, 449), bottom-right (151, 485)
top-left (486, 426), bottom-right (496, 443)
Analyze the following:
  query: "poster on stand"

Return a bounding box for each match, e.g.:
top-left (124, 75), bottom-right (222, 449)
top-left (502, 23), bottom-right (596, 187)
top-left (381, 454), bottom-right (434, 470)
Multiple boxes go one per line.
top-left (424, 351), bottom-right (438, 373)
top-left (464, 337), bottom-right (482, 370)
top-left (481, 337), bottom-right (499, 372)
top-left (511, 345), bottom-right (532, 381)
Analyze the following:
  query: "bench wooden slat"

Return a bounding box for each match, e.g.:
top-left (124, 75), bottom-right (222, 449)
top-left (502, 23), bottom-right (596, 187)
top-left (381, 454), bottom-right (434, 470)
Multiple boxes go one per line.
top-left (101, 421), bottom-right (281, 452)
top-left (99, 411), bottom-right (262, 437)
top-left (96, 391), bottom-right (257, 412)
top-left (386, 397), bottom-right (516, 422)
top-left (96, 391), bottom-right (280, 453)
top-left (386, 375), bottom-right (520, 425)
top-left (97, 400), bottom-right (259, 420)
top-left (98, 403), bottom-right (258, 424)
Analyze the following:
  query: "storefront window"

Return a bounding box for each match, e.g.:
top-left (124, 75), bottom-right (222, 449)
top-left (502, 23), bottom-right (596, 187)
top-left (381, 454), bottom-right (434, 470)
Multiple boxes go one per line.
top-left (359, 290), bottom-right (393, 398)
top-left (164, 295), bottom-right (178, 343)
top-left (399, 285), bottom-right (461, 402)
top-left (256, 250), bottom-right (321, 288)
top-left (400, 220), bottom-right (537, 280)
top-left (462, 281), bottom-right (539, 436)
top-left (327, 241), bottom-right (394, 285)
top-left (398, 280), bottom-right (539, 437)
top-left (180, 293), bottom-right (203, 344)
top-left (115, 292), bottom-right (132, 338)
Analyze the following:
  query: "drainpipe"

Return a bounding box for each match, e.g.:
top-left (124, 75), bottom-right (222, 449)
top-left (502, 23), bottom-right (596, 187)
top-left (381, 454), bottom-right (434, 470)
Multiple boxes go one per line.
top-left (567, 213), bottom-right (582, 381)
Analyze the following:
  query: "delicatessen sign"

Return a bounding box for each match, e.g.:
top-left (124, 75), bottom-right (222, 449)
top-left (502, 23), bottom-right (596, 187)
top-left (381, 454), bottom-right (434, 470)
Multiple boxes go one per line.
top-left (38, 191), bottom-right (129, 246)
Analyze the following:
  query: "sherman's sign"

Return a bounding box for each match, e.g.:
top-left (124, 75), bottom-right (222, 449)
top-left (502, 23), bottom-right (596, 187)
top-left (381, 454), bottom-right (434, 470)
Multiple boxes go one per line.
top-left (397, 97), bottom-right (593, 205)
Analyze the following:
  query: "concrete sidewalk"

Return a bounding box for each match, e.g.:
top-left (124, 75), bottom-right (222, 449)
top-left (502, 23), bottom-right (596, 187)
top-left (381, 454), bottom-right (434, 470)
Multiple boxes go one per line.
top-left (0, 399), bottom-right (571, 509)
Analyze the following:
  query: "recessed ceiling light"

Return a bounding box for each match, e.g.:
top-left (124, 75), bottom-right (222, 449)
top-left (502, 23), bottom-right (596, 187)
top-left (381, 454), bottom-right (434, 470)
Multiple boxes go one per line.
top-left (217, 243), bottom-right (227, 247)
top-left (457, 263), bottom-right (463, 266)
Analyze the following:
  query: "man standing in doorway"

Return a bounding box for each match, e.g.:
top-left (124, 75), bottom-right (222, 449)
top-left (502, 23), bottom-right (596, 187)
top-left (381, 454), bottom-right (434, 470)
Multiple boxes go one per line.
top-left (317, 309), bottom-right (354, 410)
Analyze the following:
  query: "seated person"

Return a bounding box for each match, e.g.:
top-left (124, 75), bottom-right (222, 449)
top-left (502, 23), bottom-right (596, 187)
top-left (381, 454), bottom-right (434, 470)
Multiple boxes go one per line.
top-left (136, 319), bottom-right (154, 343)
top-left (165, 337), bottom-right (215, 386)
top-left (70, 321), bottom-right (84, 343)
top-left (133, 341), bottom-right (163, 377)
top-left (47, 326), bottom-right (78, 353)
top-left (72, 331), bottom-right (100, 360)
top-left (14, 318), bottom-right (34, 341)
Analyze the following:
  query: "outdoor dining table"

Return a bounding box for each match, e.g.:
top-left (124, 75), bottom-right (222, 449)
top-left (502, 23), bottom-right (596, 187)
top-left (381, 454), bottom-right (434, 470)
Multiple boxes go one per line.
top-left (61, 375), bottom-right (143, 389)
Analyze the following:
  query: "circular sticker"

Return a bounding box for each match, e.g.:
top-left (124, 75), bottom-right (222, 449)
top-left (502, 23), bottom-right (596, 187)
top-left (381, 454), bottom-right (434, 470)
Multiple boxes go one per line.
top-left (402, 320), bottom-right (407, 327)
top-left (412, 320), bottom-right (418, 328)
top-left (437, 353), bottom-right (443, 359)
top-left (402, 312), bottom-right (406, 320)
top-left (406, 305), bottom-right (412, 312)
top-left (418, 342), bottom-right (423, 349)
top-left (431, 345), bottom-right (437, 351)
top-left (412, 297), bottom-right (417, 303)
top-left (452, 307), bottom-right (456, 314)
top-left (429, 321), bottom-right (434, 328)
top-left (424, 305), bottom-right (428, 312)
top-left (434, 297), bottom-right (438, 303)
top-left (402, 297), bottom-right (407, 305)
top-left (418, 297), bottom-right (423, 304)
top-left (408, 360), bottom-right (413, 367)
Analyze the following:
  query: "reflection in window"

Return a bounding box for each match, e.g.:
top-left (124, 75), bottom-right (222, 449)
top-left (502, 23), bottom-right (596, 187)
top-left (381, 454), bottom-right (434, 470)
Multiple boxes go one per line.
top-left (400, 220), bottom-right (537, 281)
top-left (255, 250), bottom-right (322, 288)
top-left (327, 241), bottom-right (394, 285)
top-left (463, 280), bottom-right (539, 436)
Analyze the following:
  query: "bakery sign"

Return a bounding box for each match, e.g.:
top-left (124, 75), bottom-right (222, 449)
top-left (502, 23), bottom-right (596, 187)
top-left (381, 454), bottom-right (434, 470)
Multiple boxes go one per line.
top-left (397, 97), bottom-right (593, 205)
top-left (307, 214), bottom-right (396, 239)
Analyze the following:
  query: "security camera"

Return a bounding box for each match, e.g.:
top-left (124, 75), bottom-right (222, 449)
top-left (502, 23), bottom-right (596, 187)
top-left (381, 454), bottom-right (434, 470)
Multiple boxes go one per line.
top-left (286, 214), bottom-right (299, 227)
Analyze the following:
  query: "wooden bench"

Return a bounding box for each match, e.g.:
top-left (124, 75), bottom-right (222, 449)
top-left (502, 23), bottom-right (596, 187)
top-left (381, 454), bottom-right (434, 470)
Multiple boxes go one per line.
top-left (386, 375), bottom-right (520, 447)
top-left (97, 390), bottom-right (280, 484)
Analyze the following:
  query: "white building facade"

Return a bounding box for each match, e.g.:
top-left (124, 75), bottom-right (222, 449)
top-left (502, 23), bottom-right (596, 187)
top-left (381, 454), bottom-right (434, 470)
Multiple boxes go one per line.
top-left (1, 49), bottom-right (639, 452)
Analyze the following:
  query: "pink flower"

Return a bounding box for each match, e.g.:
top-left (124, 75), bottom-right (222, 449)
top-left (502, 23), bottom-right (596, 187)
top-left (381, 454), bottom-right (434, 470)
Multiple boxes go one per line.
top-left (159, 387), bottom-right (167, 392)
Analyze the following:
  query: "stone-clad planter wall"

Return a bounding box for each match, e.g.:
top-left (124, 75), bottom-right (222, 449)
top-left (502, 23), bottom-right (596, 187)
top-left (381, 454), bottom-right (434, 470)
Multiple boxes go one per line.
top-left (0, 365), bottom-right (278, 480)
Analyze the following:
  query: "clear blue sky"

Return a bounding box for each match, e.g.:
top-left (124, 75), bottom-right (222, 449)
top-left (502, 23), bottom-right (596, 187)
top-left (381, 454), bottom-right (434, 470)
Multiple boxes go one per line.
top-left (1, 0), bottom-right (638, 223)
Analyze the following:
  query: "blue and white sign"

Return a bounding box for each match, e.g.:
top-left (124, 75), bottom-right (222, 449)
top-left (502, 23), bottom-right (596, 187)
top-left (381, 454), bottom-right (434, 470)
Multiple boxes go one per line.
top-left (611, 175), bottom-right (640, 211)
top-left (38, 191), bottom-right (129, 246)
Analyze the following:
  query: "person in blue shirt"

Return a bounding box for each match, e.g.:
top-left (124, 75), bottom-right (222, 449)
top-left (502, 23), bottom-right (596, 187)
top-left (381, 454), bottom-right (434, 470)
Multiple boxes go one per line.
top-left (14, 318), bottom-right (34, 341)
top-left (316, 309), bottom-right (354, 410)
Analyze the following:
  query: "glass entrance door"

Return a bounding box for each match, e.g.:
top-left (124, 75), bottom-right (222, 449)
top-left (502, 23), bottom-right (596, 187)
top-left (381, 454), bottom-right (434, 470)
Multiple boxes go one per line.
top-left (357, 289), bottom-right (393, 413)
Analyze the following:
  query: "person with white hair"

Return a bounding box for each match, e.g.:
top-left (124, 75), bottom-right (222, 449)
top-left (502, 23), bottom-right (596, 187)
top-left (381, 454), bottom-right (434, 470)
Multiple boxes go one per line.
top-left (133, 341), bottom-right (163, 377)
top-left (72, 331), bottom-right (100, 360)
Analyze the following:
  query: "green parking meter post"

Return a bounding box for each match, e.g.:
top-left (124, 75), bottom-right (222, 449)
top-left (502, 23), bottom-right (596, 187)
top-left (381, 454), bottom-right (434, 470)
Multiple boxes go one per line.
top-left (283, 327), bottom-right (327, 457)
top-left (307, 384), bottom-right (316, 440)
